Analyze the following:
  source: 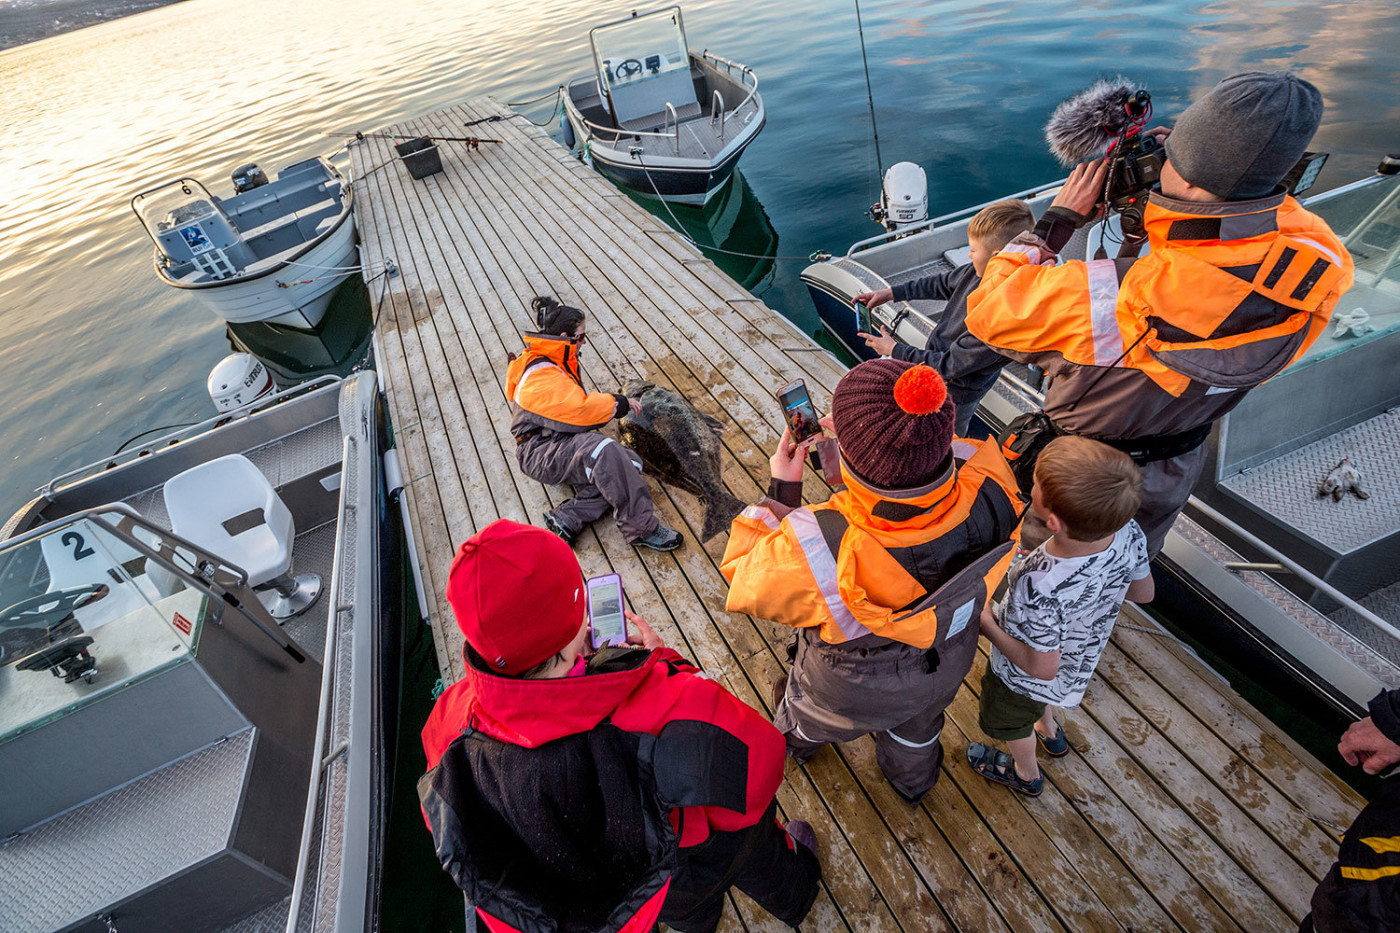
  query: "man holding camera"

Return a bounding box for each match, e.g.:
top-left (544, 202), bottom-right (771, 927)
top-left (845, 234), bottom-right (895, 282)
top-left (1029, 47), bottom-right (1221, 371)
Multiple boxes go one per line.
top-left (966, 72), bottom-right (1354, 556)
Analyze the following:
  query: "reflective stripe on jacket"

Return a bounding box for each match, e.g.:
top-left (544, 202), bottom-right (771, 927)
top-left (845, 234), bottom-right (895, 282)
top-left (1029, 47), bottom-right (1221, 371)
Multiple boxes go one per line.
top-left (965, 190), bottom-right (1354, 439)
top-left (721, 437), bottom-right (1020, 649)
top-left (505, 331), bottom-right (624, 437)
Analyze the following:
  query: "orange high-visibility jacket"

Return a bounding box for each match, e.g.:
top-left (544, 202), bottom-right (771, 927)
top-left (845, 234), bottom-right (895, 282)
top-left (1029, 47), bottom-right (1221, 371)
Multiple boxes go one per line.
top-left (721, 438), bottom-right (1020, 649)
top-left (505, 332), bottom-right (626, 437)
top-left (965, 191), bottom-right (1354, 438)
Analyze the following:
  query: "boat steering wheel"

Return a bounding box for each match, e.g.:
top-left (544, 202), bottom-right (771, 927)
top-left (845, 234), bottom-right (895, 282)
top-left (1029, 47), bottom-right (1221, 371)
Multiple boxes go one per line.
top-left (614, 58), bottom-right (644, 79)
top-left (0, 583), bottom-right (109, 634)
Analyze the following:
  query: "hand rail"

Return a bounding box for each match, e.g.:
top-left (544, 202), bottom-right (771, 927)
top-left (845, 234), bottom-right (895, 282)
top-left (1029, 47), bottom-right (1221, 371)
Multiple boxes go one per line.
top-left (711, 90), bottom-right (726, 139)
top-left (845, 178), bottom-right (1069, 257)
top-left (563, 77), bottom-right (681, 146)
top-left (700, 51), bottom-right (759, 113)
top-left (42, 375), bottom-right (342, 496)
top-left (285, 434), bottom-right (354, 933)
top-left (1186, 497), bottom-right (1400, 642)
top-left (664, 102), bottom-right (681, 154)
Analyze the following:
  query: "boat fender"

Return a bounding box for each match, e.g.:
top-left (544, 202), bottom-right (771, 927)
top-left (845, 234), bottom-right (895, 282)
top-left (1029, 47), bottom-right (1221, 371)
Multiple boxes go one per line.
top-left (561, 113), bottom-right (576, 149)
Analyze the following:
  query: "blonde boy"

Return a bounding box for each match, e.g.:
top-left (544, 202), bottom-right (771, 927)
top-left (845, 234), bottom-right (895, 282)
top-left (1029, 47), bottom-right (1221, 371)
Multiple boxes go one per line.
top-left (968, 436), bottom-right (1155, 795)
top-left (856, 199), bottom-right (1034, 435)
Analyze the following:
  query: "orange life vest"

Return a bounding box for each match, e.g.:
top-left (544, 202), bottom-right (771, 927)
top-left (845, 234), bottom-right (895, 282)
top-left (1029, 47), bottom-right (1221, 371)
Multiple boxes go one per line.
top-left (505, 332), bottom-right (622, 436)
top-left (966, 191), bottom-right (1354, 401)
top-left (721, 438), bottom-right (1020, 649)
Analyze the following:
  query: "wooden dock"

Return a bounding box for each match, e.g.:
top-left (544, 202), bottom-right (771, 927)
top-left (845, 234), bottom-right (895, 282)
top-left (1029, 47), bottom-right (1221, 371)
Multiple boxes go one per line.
top-left (351, 96), bottom-right (1365, 932)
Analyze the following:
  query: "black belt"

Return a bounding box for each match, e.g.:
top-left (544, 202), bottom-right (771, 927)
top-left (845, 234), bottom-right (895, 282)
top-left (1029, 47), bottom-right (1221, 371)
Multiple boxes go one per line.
top-left (1070, 422), bottom-right (1212, 464)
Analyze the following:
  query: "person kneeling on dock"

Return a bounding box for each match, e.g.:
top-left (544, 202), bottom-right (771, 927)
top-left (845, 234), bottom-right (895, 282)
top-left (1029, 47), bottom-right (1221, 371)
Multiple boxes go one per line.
top-left (507, 294), bottom-right (682, 551)
top-left (419, 520), bottom-right (820, 933)
top-left (722, 361), bottom-right (1022, 804)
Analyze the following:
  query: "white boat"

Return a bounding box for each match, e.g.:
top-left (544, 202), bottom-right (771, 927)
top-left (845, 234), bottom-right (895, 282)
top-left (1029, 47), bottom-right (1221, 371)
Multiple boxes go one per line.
top-left (0, 371), bottom-right (395, 932)
top-left (133, 157), bottom-right (358, 329)
top-left (561, 7), bottom-right (765, 206)
top-left (802, 157), bottom-right (1400, 717)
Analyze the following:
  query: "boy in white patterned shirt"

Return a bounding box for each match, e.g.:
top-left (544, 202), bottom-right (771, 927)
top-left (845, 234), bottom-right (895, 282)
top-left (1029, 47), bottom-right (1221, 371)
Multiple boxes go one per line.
top-left (967, 436), bottom-right (1155, 796)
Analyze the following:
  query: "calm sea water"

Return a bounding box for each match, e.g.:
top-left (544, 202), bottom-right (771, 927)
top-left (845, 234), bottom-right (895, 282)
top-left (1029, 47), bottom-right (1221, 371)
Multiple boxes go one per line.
top-left (2, 0), bottom-right (1399, 516)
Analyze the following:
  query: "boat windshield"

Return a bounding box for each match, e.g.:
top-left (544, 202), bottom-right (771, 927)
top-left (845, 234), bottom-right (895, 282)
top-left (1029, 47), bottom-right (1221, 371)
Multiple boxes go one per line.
top-left (0, 511), bottom-right (209, 741)
top-left (1292, 171), bottom-right (1400, 370)
top-left (591, 7), bottom-right (690, 102)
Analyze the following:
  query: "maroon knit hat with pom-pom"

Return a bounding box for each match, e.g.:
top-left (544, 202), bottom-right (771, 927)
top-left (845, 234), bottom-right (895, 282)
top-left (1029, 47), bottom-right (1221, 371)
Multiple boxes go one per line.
top-left (831, 359), bottom-right (956, 489)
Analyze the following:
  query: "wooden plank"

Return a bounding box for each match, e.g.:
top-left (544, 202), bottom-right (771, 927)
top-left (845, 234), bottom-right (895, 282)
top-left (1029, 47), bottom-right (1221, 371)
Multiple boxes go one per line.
top-left (1111, 619), bottom-right (1363, 834)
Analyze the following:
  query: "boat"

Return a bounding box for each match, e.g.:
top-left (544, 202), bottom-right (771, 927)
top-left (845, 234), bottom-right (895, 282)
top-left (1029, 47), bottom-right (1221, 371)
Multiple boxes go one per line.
top-left (132, 156), bottom-right (358, 329)
top-left (801, 156), bottom-right (1400, 718)
top-left (560, 6), bottom-right (766, 206)
top-left (0, 370), bottom-right (396, 933)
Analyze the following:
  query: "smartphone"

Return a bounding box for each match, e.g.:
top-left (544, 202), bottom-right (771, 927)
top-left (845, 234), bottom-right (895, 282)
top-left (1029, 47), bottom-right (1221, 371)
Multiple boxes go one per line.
top-left (776, 379), bottom-right (822, 444)
top-left (853, 300), bottom-right (873, 334)
top-left (586, 573), bottom-right (628, 651)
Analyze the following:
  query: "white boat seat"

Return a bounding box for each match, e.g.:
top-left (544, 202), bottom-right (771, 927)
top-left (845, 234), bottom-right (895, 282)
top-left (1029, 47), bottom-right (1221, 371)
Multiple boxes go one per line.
top-left (943, 245), bottom-right (973, 268)
top-left (611, 67), bottom-right (701, 131)
top-left (164, 454), bottom-right (320, 619)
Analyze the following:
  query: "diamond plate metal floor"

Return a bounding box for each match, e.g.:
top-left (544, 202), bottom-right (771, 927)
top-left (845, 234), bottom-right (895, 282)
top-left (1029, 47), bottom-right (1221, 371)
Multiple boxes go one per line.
top-left (1220, 408), bottom-right (1400, 554)
top-left (0, 730), bottom-right (254, 932)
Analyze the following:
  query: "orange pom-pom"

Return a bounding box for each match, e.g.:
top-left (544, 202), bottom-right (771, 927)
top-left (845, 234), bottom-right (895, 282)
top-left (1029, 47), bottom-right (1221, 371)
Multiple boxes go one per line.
top-left (893, 365), bottom-right (947, 415)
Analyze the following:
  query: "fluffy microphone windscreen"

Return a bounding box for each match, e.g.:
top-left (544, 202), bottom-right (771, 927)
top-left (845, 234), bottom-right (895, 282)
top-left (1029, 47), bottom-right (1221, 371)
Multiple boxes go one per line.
top-left (1044, 77), bottom-right (1142, 166)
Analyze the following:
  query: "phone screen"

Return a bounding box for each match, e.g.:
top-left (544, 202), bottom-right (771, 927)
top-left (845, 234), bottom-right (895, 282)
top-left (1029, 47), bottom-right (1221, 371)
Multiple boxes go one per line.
top-left (777, 381), bottom-right (822, 443)
top-left (853, 300), bottom-right (872, 334)
top-left (587, 575), bottom-right (627, 650)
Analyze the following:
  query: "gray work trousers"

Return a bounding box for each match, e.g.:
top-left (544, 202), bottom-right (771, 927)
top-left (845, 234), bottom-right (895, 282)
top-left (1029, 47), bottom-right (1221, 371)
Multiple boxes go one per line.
top-left (1019, 442), bottom-right (1210, 559)
top-left (516, 430), bottom-right (659, 542)
top-left (775, 625), bottom-right (978, 803)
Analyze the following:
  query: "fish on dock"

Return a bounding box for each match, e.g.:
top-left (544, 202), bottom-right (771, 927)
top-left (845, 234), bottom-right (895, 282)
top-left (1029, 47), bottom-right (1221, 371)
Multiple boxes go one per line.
top-left (619, 380), bottom-right (747, 542)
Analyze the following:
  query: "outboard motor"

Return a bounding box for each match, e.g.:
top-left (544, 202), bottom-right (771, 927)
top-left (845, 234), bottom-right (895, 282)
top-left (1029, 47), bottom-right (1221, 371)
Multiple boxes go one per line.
top-left (231, 163), bottom-right (269, 194)
top-left (870, 162), bottom-right (929, 232)
top-left (207, 353), bottom-right (274, 413)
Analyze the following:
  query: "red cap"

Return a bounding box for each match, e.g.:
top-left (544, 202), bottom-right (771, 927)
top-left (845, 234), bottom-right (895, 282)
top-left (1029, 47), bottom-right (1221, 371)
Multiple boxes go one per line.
top-left (445, 519), bottom-right (584, 674)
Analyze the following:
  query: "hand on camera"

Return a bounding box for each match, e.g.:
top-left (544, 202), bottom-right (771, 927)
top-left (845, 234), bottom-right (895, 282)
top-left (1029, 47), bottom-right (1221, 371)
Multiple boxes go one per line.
top-left (770, 426), bottom-right (818, 483)
top-left (1052, 158), bottom-right (1110, 223)
top-left (852, 288), bottom-right (893, 309)
top-left (624, 611), bottom-right (665, 651)
top-left (860, 326), bottom-right (897, 357)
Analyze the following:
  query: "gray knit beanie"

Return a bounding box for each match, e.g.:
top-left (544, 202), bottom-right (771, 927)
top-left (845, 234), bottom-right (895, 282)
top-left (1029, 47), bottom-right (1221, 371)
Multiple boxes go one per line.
top-left (1164, 72), bottom-right (1323, 200)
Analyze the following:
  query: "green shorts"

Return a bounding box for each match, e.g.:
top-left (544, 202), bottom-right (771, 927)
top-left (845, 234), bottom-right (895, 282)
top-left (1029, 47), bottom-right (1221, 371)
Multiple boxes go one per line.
top-left (978, 666), bottom-right (1047, 741)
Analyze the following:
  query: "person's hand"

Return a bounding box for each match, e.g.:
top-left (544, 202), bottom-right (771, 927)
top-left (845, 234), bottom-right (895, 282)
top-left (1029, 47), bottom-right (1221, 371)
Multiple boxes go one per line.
top-left (628, 397), bottom-right (643, 417)
top-left (853, 288), bottom-right (894, 309)
top-left (1144, 125), bottom-right (1171, 145)
top-left (818, 413), bottom-right (835, 435)
top-left (1340, 716), bottom-right (1400, 775)
top-left (1052, 158), bottom-right (1109, 221)
top-left (978, 602), bottom-right (1000, 635)
top-left (860, 325), bottom-right (898, 357)
top-left (770, 426), bottom-right (817, 482)
top-left (625, 611), bottom-right (665, 651)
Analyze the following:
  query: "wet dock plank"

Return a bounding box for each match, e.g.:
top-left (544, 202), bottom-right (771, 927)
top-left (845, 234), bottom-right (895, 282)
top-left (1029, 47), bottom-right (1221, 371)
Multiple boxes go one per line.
top-left (352, 96), bottom-right (1366, 932)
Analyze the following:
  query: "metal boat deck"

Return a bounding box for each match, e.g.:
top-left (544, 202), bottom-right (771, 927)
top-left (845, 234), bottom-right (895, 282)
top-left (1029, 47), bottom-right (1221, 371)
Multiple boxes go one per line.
top-left (352, 96), bottom-right (1366, 932)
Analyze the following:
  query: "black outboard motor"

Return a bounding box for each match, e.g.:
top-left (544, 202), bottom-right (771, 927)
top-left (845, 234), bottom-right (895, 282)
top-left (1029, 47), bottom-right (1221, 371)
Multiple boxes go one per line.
top-left (231, 163), bottom-right (269, 194)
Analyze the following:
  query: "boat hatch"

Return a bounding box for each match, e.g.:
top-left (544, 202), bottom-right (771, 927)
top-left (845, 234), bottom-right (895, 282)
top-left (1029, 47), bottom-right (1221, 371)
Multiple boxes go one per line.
top-left (590, 7), bottom-right (698, 130)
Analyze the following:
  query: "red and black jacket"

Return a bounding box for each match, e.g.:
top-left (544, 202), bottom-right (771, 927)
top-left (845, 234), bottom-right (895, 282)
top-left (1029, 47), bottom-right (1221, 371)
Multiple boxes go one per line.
top-left (419, 646), bottom-right (786, 933)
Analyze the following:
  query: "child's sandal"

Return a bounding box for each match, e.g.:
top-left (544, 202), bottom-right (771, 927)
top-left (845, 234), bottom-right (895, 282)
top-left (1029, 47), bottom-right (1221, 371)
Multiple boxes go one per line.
top-left (966, 742), bottom-right (1043, 797)
top-left (1036, 723), bottom-right (1069, 758)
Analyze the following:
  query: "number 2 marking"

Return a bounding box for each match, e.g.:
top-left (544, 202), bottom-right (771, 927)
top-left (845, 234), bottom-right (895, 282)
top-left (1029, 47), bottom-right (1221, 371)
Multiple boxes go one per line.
top-left (62, 531), bottom-right (95, 561)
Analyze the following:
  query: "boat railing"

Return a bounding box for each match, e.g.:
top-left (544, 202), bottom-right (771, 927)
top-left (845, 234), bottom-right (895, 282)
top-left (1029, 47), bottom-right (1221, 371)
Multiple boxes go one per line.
top-left (42, 375), bottom-right (342, 496)
top-left (994, 370), bottom-right (1400, 645)
top-left (664, 103), bottom-right (681, 154)
top-left (845, 178), bottom-right (1068, 257)
top-left (700, 51), bottom-right (759, 114)
top-left (711, 90), bottom-right (726, 139)
top-left (565, 76), bottom-right (683, 148)
top-left (285, 433), bottom-right (354, 933)
top-left (3, 505), bottom-right (306, 663)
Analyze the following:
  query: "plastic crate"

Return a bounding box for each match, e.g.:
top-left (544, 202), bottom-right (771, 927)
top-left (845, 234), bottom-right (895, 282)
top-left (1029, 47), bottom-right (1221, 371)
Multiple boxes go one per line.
top-left (394, 137), bottom-right (443, 180)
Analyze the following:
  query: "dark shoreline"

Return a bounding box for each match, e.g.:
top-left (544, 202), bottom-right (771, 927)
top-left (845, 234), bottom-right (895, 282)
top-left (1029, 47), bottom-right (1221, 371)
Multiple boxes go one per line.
top-left (0, 0), bottom-right (190, 51)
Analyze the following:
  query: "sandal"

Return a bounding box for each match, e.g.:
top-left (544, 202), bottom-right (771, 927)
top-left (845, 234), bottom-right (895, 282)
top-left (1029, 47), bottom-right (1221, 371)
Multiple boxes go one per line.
top-left (1036, 723), bottom-right (1069, 758)
top-left (966, 742), bottom-right (1043, 797)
